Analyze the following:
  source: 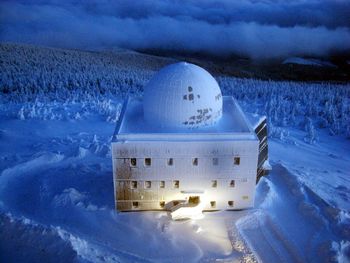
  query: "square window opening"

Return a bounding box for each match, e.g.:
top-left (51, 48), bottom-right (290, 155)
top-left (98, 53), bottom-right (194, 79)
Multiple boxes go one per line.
top-left (130, 158), bottom-right (137, 167)
top-left (131, 181), bottom-right (138, 189)
top-left (160, 201), bottom-right (165, 208)
top-left (159, 181), bottom-right (165, 188)
top-left (173, 180), bottom-right (179, 188)
top-left (167, 158), bottom-right (173, 166)
top-left (228, 201), bottom-right (234, 207)
top-left (230, 180), bottom-right (235, 188)
top-left (192, 158), bottom-right (198, 166)
top-left (145, 181), bottom-right (151, 189)
top-left (210, 201), bottom-right (216, 208)
top-left (234, 157), bottom-right (240, 165)
top-left (132, 201), bottom-right (139, 208)
top-left (144, 158), bottom-right (151, 166)
top-left (211, 180), bottom-right (217, 188)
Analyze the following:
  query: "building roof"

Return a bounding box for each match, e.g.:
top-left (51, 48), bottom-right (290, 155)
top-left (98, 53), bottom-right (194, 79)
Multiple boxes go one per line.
top-left (114, 96), bottom-right (257, 141)
top-left (143, 62), bottom-right (223, 129)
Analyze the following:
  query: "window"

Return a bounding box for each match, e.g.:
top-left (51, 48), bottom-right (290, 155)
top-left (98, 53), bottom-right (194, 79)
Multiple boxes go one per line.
top-left (130, 158), bottom-right (137, 167)
top-left (213, 158), bottom-right (219, 166)
top-left (145, 181), bottom-right (151, 189)
top-left (160, 201), bottom-right (165, 208)
top-left (241, 178), bottom-right (248, 183)
top-left (210, 201), bottom-right (216, 208)
top-left (192, 158), bottom-right (198, 166)
top-left (144, 158), bottom-right (151, 166)
top-left (211, 180), bottom-right (217, 188)
top-left (230, 180), bottom-right (235, 188)
top-left (159, 181), bottom-right (165, 188)
top-left (242, 195), bottom-right (249, 200)
top-left (173, 180), bottom-right (179, 188)
top-left (131, 181), bottom-right (137, 189)
top-left (167, 158), bottom-right (173, 166)
top-left (132, 201), bottom-right (139, 208)
top-left (228, 201), bottom-right (234, 207)
top-left (234, 157), bottom-right (240, 165)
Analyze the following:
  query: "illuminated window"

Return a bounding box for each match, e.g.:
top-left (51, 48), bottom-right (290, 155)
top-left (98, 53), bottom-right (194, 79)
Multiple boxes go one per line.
top-left (228, 201), bottom-right (234, 207)
top-left (230, 180), bottom-right (235, 187)
top-left (242, 195), bottom-right (249, 200)
top-left (210, 201), bottom-right (216, 208)
top-left (167, 158), bottom-right (173, 166)
top-left (192, 158), bottom-right (198, 166)
top-left (144, 158), bottom-right (151, 166)
top-left (213, 158), bottom-right (219, 165)
top-left (132, 201), bottom-right (139, 208)
top-left (234, 157), bottom-right (240, 165)
top-left (145, 181), bottom-right (151, 189)
top-left (160, 201), bottom-right (165, 208)
top-left (131, 181), bottom-right (137, 189)
top-left (159, 181), bottom-right (165, 188)
top-left (130, 158), bottom-right (137, 167)
top-left (211, 180), bottom-right (217, 188)
top-left (173, 180), bottom-right (179, 188)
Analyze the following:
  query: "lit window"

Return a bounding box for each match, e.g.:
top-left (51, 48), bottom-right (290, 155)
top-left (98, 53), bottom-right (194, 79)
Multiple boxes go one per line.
top-left (160, 201), bottom-right (165, 208)
top-left (173, 180), bottom-right (179, 188)
top-left (131, 181), bottom-right (137, 189)
top-left (144, 158), bottom-right (151, 166)
top-left (192, 158), bottom-right (198, 166)
top-left (145, 181), bottom-right (151, 189)
top-left (132, 201), bottom-right (139, 208)
top-left (159, 181), bottom-right (165, 188)
top-left (230, 180), bottom-right (235, 187)
top-left (210, 201), bottom-right (216, 208)
top-left (234, 157), bottom-right (240, 165)
top-left (167, 158), bottom-right (173, 166)
top-left (228, 201), bottom-right (234, 207)
top-left (130, 158), bottom-right (137, 167)
top-left (211, 180), bottom-right (217, 188)
top-left (213, 158), bottom-right (219, 165)
top-left (242, 195), bottom-right (249, 200)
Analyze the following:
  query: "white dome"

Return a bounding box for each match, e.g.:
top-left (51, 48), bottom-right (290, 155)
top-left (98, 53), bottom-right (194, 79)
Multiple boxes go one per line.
top-left (143, 62), bottom-right (223, 129)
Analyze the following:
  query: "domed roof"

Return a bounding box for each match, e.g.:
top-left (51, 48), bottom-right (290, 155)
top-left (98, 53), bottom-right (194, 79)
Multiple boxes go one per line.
top-left (143, 62), bottom-right (223, 129)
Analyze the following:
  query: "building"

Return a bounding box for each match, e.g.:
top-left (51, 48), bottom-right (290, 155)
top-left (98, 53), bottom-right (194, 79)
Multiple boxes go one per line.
top-left (112, 62), bottom-right (269, 213)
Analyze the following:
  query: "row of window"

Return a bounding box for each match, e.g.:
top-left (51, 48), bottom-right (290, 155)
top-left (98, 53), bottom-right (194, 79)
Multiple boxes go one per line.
top-left (126, 179), bottom-right (248, 189)
top-left (131, 198), bottom-right (249, 209)
top-left (129, 157), bottom-right (241, 167)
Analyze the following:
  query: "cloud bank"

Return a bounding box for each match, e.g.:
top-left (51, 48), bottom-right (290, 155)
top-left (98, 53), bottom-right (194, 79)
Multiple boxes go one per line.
top-left (1, 0), bottom-right (349, 59)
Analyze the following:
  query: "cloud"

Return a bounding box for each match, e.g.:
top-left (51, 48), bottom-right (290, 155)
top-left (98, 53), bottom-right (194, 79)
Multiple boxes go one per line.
top-left (1, 0), bottom-right (349, 59)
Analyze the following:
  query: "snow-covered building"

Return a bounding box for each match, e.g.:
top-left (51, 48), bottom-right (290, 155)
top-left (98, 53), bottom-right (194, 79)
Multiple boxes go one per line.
top-left (112, 62), bottom-right (268, 213)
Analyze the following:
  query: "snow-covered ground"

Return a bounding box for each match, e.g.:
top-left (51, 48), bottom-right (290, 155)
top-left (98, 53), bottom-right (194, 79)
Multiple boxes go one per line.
top-left (1, 44), bottom-right (350, 262)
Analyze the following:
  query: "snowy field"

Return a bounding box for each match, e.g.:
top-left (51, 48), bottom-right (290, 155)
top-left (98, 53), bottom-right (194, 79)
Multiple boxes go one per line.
top-left (1, 44), bottom-right (350, 262)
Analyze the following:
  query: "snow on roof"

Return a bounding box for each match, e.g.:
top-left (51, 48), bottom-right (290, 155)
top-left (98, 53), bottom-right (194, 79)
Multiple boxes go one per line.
top-left (282, 57), bottom-right (336, 68)
top-left (115, 96), bottom-right (257, 141)
top-left (143, 62), bottom-right (223, 129)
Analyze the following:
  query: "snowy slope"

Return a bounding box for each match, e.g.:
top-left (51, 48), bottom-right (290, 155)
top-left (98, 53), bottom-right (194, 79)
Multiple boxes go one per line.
top-left (1, 44), bottom-right (350, 262)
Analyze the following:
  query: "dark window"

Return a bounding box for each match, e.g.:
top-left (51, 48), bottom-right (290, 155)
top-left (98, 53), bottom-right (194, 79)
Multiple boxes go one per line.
top-left (173, 201), bottom-right (179, 206)
top-left (188, 94), bottom-right (194, 101)
top-left (145, 181), bottom-right (151, 189)
top-left (211, 180), bottom-right (217, 188)
top-left (183, 95), bottom-right (187, 100)
top-left (192, 158), bottom-right (198, 166)
top-left (230, 180), bottom-right (235, 187)
top-left (234, 157), bottom-right (240, 165)
top-left (145, 158), bottom-right (151, 166)
top-left (131, 181), bottom-right (138, 189)
top-left (132, 201), bottom-right (139, 208)
top-left (160, 201), bottom-right (165, 208)
top-left (210, 201), bottom-right (216, 208)
top-left (167, 158), bottom-right (173, 166)
top-left (130, 158), bottom-right (137, 167)
top-left (173, 180), bottom-right (179, 188)
top-left (242, 196), bottom-right (249, 200)
top-left (188, 86), bottom-right (193, 92)
top-left (159, 181), bottom-right (165, 188)
top-left (228, 201), bottom-right (234, 207)
top-left (213, 158), bottom-right (218, 165)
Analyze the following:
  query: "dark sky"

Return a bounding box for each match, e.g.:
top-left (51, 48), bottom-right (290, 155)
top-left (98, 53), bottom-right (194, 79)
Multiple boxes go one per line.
top-left (1, 0), bottom-right (350, 59)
